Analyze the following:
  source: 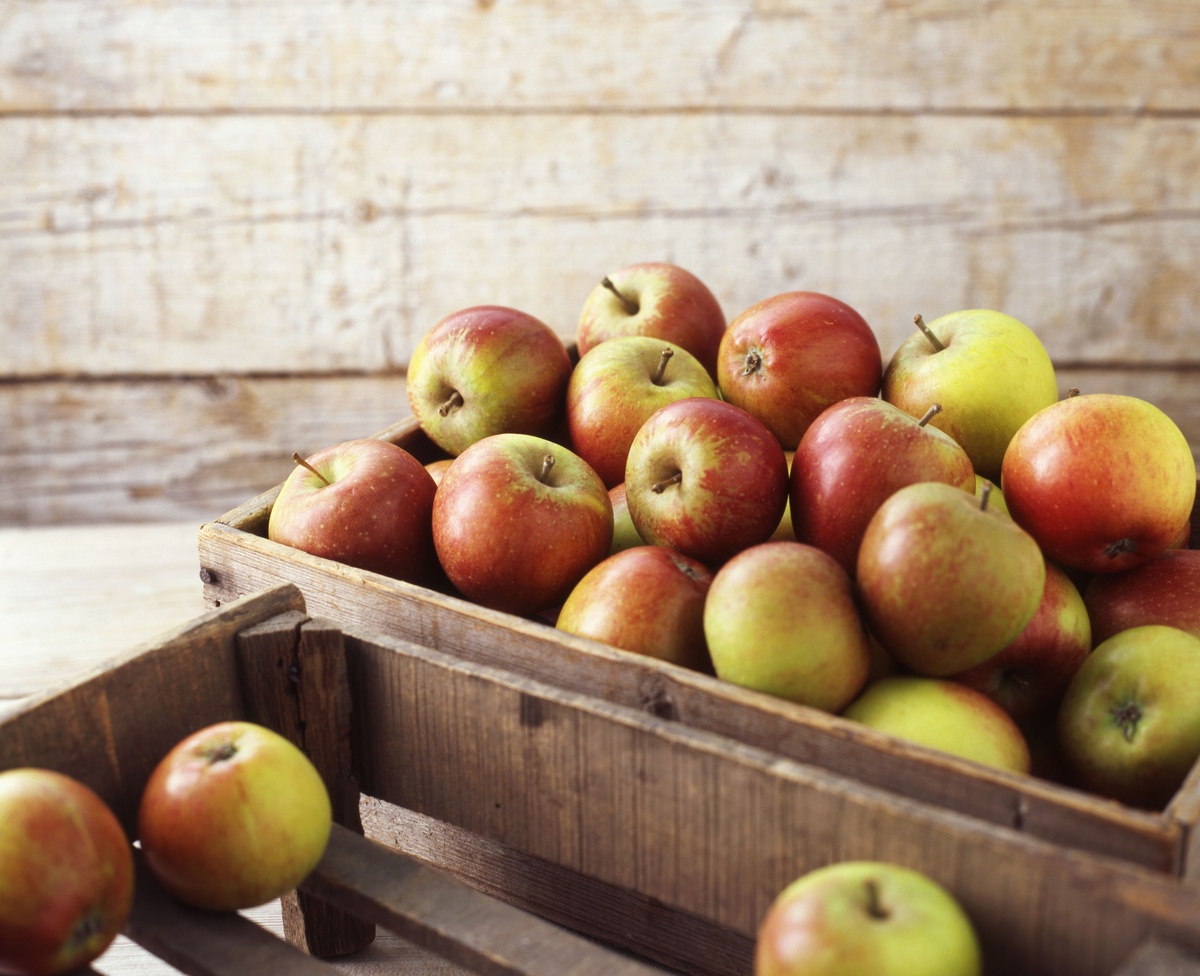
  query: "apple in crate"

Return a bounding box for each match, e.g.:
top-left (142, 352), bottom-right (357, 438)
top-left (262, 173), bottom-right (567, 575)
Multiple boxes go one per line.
top-left (625, 397), bottom-right (789, 566)
top-left (268, 439), bottom-right (438, 586)
top-left (607, 483), bottom-right (644, 554)
top-left (716, 291), bottom-right (882, 450)
top-left (556, 545), bottom-right (713, 671)
top-left (566, 335), bottom-right (719, 488)
top-left (577, 262), bottom-right (727, 379)
top-left (704, 542), bottom-right (871, 713)
top-left (856, 481), bottom-right (1045, 677)
top-left (0, 769), bottom-right (134, 976)
top-left (138, 721), bottom-right (333, 912)
top-left (790, 396), bottom-right (975, 576)
top-left (407, 305), bottom-right (573, 457)
top-left (1001, 393), bottom-right (1197, 574)
top-left (756, 860), bottom-right (983, 976)
top-left (1057, 625), bottom-right (1200, 809)
top-left (882, 309), bottom-right (1058, 481)
top-left (844, 676), bottom-right (1031, 774)
top-left (1084, 548), bottom-right (1200, 644)
top-left (433, 434), bottom-right (613, 616)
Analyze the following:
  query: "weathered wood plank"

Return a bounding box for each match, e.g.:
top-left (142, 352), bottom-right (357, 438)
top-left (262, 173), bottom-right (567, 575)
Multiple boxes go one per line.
top-left (4, 113), bottom-right (1200, 375)
top-left (3, 1), bottom-right (1198, 112)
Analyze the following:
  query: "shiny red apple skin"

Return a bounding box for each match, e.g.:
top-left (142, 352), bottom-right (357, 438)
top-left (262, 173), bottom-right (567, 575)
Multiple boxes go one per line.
top-left (576, 262), bottom-right (727, 379)
top-left (268, 439), bottom-right (438, 586)
top-left (556, 545), bottom-right (713, 671)
top-left (716, 291), bottom-right (882, 450)
top-left (432, 433), bottom-right (613, 616)
top-left (0, 769), bottom-right (134, 976)
top-left (624, 397), bottom-right (789, 566)
top-left (790, 396), bottom-right (976, 576)
top-left (1084, 548), bottom-right (1200, 644)
top-left (1000, 393), bottom-right (1197, 574)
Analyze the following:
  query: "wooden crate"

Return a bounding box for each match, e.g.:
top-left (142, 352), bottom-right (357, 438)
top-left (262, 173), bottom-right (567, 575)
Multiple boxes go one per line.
top-left (4, 584), bottom-right (1200, 976)
top-left (197, 414), bottom-right (1200, 889)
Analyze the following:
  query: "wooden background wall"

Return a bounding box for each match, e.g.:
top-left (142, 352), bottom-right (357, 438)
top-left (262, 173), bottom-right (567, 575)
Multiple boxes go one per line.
top-left (3, 1), bottom-right (1198, 527)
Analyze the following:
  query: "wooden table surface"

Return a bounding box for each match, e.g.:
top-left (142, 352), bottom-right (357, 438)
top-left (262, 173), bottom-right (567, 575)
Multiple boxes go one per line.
top-left (0, 520), bottom-right (472, 975)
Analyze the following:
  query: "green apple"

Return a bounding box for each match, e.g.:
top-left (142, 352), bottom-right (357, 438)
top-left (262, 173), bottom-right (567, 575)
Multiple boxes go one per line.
top-left (607, 483), bottom-right (645, 555)
top-left (856, 481), bottom-right (1045, 677)
top-left (974, 476), bottom-right (1009, 517)
top-left (844, 675), bottom-right (1031, 774)
top-left (882, 309), bottom-right (1058, 481)
top-left (755, 860), bottom-right (983, 976)
top-left (1057, 625), bottom-right (1200, 809)
top-left (704, 541), bottom-right (871, 713)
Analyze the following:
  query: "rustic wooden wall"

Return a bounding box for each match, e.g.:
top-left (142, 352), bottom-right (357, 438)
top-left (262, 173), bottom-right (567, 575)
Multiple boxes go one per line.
top-left (2, 1), bottom-right (1198, 526)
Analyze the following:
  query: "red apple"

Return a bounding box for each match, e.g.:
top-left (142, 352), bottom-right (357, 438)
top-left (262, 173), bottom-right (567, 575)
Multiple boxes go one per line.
top-left (137, 721), bottom-right (333, 912)
top-left (424, 457), bottom-right (454, 486)
top-left (268, 438), bottom-right (438, 585)
top-left (566, 336), bottom-right (719, 488)
top-left (407, 305), bottom-right (573, 457)
top-left (576, 262), bottom-right (726, 379)
top-left (950, 558), bottom-right (1092, 726)
top-left (790, 397), bottom-right (976, 576)
top-left (0, 769), bottom-right (134, 976)
top-left (624, 398), bottom-right (789, 566)
top-left (556, 545), bottom-right (713, 671)
top-left (716, 291), bottom-right (882, 450)
top-left (432, 433), bottom-right (613, 616)
top-left (1000, 393), bottom-right (1197, 574)
top-left (1083, 548), bottom-right (1200, 644)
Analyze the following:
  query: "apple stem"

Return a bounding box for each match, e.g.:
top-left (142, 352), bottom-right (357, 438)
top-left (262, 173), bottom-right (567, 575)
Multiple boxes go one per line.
top-left (438, 390), bottom-right (465, 417)
top-left (201, 740), bottom-right (239, 764)
top-left (602, 276), bottom-right (639, 315)
top-left (978, 480), bottom-right (993, 511)
top-left (291, 452), bottom-right (331, 487)
top-left (538, 453), bottom-right (556, 484)
top-left (916, 403), bottom-right (942, 428)
top-left (1067, 387), bottom-right (1081, 398)
top-left (913, 314), bottom-right (946, 353)
top-left (652, 347), bottom-right (674, 385)
top-left (863, 879), bottom-right (889, 920)
top-left (651, 471), bottom-right (683, 494)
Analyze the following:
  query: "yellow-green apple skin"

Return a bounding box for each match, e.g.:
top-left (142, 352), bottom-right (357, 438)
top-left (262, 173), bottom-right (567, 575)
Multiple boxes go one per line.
top-left (950, 557), bottom-right (1092, 727)
top-left (790, 396), bottom-right (975, 576)
top-left (844, 676), bottom-right (1031, 774)
top-left (557, 545), bottom-right (713, 671)
top-left (577, 262), bottom-right (727, 380)
top-left (768, 452), bottom-right (797, 542)
top-left (1057, 625), bottom-right (1200, 809)
top-left (1084, 549), bottom-right (1200, 644)
top-left (566, 336), bottom-right (719, 488)
top-left (856, 481), bottom-right (1045, 677)
top-left (974, 476), bottom-right (1009, 516)
top-left (608, 483), bottom-right (645, 554)
top-left (704, 542), bottom-right (871, 712)
top-left (882, 309), bottom-right (1057, 481)
top-left (0, 769), bottom-right (134, 976)
top-left (1001, 394), bottom-right (1197, 575)
top-left (407, 305), bottom-right (572, 457)
top-left (755, 860), bottom-right (983, 976)
top-left (137, 721), bottom-right (333, 912)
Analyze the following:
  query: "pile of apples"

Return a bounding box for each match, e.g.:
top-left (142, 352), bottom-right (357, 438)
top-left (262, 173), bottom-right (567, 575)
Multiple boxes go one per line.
top-left (268, 261), bottom-right (1200, 813)
top-left (0, 722), bottom-right (332, 975)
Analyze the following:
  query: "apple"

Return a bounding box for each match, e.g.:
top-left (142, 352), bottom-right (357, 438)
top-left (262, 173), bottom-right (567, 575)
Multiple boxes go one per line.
top-left (137, 720), bottom-right (333, 912)
top-left (950, 558), bottom-right (1092, 726)
top-left (625, 398), bottom-right (789, 566)
top-left (716, 291), bottom-right (883, 450)
top-left (843, 676), bottom-right (1031, 774)
top-left (1000, 393), bottom-right (1197, 574)
top-left (1084, 548), bottom-right (1200, 644)
top-left (0, 769), bottom-right (133, 976)
top-left (424, 457), bottom-right (454, 486)
top-left (756, 860), bottom-right (983, 976)
top-left (790, 397), bottom-right (976, 576)
top-left (856, 481), bottom-right (1045, 677)
top-left (566, 336), bottom-right (719, 488)
top-left (556, 545), bottom-right (714, 671)
top-left (407, 305), bottom-right (573, 457)
top-left (268, 438), bottom-right (438, 585)
top-left (608, 483), bottom-right (645, 554)
top-left (704, 542), bottom-right (871, 713)
top-left (1057, 625), bottom-right (1200, 808)
top-left (974, 476), bottom-right (1009, 517)
top-left (882, 309), bottom-right (1058, 481)
top-left (576, 262), bottom-right (727, 379)
top-left (432, 433), bottom-right (613, 616)
top-left (768, 451), bottom-right (797, 542)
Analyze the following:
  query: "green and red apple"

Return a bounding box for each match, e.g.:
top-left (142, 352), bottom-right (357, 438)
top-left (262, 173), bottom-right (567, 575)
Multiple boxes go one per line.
top-left (1084, 548), bottom-right (1200, 643)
